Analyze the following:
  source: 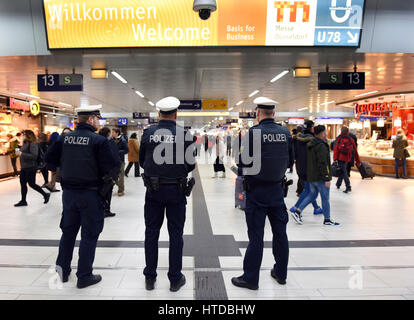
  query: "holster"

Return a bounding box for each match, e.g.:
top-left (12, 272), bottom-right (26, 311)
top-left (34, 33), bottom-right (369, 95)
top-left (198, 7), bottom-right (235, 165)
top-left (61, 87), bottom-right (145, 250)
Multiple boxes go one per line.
top-left (282, 176), bottom-right (294, 198)
top-left (184, 177), bottom-right (196, 197)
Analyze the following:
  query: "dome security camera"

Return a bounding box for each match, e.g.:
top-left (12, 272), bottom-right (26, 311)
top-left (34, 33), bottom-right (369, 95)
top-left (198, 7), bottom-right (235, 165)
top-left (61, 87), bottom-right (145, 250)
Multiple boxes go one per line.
top-left (193, 0), bottom-right (217, 20)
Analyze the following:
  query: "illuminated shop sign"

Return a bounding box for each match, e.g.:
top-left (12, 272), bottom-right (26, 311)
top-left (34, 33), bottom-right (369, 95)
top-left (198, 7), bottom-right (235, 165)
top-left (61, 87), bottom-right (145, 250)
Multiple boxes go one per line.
top-left (288, 118), bottom-right (305, 125)
top-left (30, 101), bottom-right (41, 116)
top-left (315, 117), bottom-right (343, 125)
top-left (355, 101), bottom-right (398, 117)
top-left (43, 0), bottom-right (365, 49)
top-left (9, 98), bottom-right (30, 112)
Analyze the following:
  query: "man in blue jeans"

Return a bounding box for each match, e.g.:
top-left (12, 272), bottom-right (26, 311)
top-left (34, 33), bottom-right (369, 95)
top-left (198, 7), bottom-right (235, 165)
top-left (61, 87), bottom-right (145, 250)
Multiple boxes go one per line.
top-left (290, 125), bottom-right (340, 226)
top-left (290, 126), bottom-right (323, 224)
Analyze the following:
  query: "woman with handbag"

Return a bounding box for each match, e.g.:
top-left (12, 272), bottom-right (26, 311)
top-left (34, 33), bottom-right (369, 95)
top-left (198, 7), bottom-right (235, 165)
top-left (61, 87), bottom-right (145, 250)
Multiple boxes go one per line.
top-left (14, 130), bottom-right (50, 207)
top-left (392, 129), bottom-right (410, 179)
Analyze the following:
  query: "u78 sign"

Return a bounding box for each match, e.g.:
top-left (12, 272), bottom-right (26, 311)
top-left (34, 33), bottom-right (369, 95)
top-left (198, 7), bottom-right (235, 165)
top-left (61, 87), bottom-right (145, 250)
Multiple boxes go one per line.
top-left (313, 0), bottom-right (365, 46)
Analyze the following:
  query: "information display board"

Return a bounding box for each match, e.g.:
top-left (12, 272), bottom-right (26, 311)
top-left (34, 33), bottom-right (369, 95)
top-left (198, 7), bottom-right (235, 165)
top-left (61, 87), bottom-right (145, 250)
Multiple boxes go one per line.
top-left (37, 74), bottom-right (83, 91)
top-left (43, 0), bottom-right (365, 48)
top-left (318, 72), bottom-right (365, 90)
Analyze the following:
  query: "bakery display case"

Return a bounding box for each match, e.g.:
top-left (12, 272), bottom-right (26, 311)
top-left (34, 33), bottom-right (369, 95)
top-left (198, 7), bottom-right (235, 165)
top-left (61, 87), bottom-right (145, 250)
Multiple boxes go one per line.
top-left (0, 124), bottom-right (21, 178)
top-left (356, 139), bottom-right (414, 177)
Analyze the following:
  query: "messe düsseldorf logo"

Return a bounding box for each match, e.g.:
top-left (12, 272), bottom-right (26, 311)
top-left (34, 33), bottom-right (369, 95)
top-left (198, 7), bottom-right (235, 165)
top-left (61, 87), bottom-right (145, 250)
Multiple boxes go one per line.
top-left (274, 1), bottom-right (311, 23)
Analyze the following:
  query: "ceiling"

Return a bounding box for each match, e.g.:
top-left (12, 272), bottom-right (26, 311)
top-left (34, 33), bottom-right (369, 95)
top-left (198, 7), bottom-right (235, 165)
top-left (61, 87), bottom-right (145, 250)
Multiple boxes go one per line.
top-left (0, 47), bottom-right (413, 126)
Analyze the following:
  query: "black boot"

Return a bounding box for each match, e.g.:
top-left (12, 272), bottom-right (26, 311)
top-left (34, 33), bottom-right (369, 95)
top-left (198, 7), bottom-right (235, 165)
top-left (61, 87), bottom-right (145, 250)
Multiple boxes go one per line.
top-left (44, 193), bottom-right (51, 204)
top-left (14, 200), bottom-right (28, 207)
top-left (271, 270), bottom-right (286, 285)
top-left (343, 187), bottom-right (352, 194)
top-left (104, 212), bottom-right (116, 218)
top-left (231, 276), bottom-right (258, 290)
top-left (146, 278), bottom-right (156, 291)
top-left (77, 274), bottom-right (102, 289)
top-left (170, 275), bottom-right (186, 292)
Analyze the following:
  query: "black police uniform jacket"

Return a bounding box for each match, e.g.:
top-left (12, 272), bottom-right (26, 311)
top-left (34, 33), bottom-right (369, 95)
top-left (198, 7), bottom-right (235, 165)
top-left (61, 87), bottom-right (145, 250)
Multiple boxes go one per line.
top-left (239, 118), bottom-right (294, 184)
top-left (139, 120), bottom-right (196, 179)
top-left (44, 122), bottom-right (120, 189)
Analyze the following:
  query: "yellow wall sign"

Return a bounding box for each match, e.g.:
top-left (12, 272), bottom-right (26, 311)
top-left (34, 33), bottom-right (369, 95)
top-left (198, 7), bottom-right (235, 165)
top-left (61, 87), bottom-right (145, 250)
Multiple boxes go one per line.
top-left (30, 101), bottom-right (40, 116)
top-left (202, 100), bottom-right (228, 110)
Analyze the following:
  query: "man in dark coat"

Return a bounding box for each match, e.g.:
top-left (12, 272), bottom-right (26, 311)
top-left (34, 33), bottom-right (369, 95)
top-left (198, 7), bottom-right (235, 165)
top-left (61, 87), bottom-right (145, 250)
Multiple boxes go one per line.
top-left (112, 128), bottom-right (129, 196)
top-left (294, 121), bottom-right (314, 195)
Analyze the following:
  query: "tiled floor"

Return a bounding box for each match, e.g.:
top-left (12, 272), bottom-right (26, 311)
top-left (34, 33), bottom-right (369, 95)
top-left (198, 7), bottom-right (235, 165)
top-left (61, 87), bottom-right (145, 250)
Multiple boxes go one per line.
top-left (1, 153), bottom-right (414, 300)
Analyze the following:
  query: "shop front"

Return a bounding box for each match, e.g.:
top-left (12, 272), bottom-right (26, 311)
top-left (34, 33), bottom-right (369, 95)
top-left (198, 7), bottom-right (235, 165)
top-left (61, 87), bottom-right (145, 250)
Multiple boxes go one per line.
top-left (0, 97), bottom-right (42, 178)
top-left (350, 96), bottom-right (414, 178)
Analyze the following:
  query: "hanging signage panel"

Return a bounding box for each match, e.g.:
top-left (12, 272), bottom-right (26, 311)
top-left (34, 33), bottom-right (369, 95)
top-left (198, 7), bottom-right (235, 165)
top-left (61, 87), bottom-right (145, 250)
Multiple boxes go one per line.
top-left (179, 100), bottom-right (202, 110)
top-left (37, 74), bottom-right (83, 91)
top-left (132, 112), bottom-right (149, 119)
top-left (239, 112), bottom-right (257, 119)
top-left (118, 118), bottom-right (128, 126)
top-left (318, 72), bottom-right (365, 90)
top-left (43, 0), bottom-right (365, 49)
top-left (202, 100), bottom-right (228, 110)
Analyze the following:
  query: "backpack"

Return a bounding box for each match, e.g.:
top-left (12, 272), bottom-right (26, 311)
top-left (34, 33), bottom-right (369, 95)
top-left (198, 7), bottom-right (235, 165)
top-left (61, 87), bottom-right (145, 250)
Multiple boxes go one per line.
top-left (337, 136), bottom-right (353, 156)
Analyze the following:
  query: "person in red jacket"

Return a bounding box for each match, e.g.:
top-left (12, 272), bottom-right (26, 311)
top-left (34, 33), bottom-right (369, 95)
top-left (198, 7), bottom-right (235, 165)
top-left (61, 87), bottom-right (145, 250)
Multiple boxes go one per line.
top-left (333, 126), bottom-right (361, 193)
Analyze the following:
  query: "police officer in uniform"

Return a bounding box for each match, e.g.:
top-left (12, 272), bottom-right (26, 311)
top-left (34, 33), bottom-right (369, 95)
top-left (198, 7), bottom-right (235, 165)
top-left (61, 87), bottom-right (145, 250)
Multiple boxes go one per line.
top-left (232, 97), bottom-right (294, 290)
top-left (140, 97), bottom-right (196, 292)
top-left (45, 105), bottom-right (120, 289)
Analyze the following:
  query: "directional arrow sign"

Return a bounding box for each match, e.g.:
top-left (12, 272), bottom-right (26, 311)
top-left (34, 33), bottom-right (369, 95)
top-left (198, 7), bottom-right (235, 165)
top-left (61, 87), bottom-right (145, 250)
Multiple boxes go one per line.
top-left (347, 31), bottom-right (359, 43)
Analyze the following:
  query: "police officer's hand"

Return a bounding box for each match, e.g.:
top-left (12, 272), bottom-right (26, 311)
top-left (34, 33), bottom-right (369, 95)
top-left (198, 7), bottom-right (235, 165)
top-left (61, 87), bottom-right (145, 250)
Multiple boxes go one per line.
top-left (325, 181), bottom-right (331, 188)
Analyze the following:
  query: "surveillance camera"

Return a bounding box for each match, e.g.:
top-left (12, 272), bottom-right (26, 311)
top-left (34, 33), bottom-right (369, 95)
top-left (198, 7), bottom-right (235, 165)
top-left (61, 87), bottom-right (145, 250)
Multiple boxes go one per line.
top-left (193, 0), bottom-right (217, 20)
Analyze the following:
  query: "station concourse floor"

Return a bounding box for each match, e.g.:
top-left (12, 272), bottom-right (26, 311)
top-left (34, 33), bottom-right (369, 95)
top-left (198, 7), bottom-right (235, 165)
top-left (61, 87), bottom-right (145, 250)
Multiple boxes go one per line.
top-left (1, 155), bottom-right (414, 300)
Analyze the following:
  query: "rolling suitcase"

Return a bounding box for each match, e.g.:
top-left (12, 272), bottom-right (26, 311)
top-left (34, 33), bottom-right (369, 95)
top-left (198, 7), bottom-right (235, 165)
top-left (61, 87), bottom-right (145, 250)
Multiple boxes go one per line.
top-left (235, 176), bottom-right (246, 210)
top-left (358, 161), bottom-right (375, 179)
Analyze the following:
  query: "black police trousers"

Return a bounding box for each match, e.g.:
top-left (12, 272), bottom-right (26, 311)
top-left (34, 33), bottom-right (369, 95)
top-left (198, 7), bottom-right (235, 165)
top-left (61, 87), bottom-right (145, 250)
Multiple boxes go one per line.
top-left (56, 189), bottom-right (104, 282)
top-left (144, 184), bottom-right (186, 284)
top-left (242, 183), bottom-right (289, 286)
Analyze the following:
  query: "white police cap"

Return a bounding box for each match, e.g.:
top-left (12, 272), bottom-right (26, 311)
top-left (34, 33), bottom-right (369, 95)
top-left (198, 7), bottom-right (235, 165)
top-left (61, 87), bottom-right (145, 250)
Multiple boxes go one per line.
top-left (75, 105), bottom-right (102, 116)
top-left (156, 97), bottom-right (180, 114)
top-left (253, 97), bottom-right (278, 110)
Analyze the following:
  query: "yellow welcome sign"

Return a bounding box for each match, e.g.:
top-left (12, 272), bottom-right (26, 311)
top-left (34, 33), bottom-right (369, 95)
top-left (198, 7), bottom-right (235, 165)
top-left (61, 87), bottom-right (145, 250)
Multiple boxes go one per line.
top-left (202, 100), bottom-right (228, 110)
top-left (43, 0), bottom-right (269, 48)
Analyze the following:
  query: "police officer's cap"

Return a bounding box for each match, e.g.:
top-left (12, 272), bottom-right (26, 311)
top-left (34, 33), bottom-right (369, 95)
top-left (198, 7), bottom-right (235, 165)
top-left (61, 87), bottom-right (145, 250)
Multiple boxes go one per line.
top-left (253, 97), bottom-right (278, 110)
top-left (75, 105), bottom-right (102, 117)
top-left (156, 97), bottom-right (180, 115)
